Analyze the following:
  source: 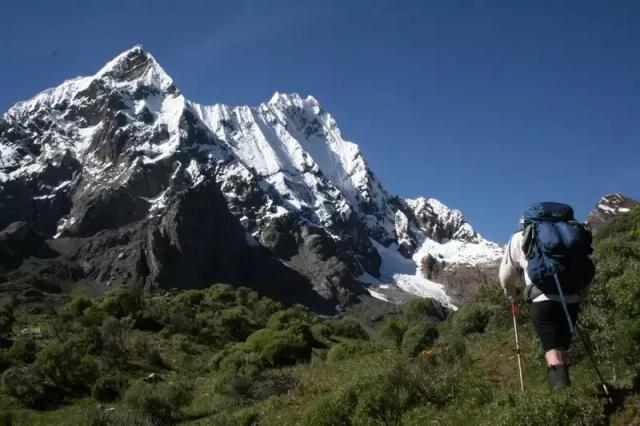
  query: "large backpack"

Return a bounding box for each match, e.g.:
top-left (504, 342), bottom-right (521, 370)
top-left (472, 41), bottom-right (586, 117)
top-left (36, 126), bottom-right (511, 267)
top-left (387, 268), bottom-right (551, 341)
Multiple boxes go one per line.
top-left (521, 202), bottom-right (595, 296)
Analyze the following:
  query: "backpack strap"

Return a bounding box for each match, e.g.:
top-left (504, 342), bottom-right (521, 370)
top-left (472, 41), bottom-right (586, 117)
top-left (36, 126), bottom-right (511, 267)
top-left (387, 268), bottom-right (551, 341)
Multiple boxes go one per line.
top-left (521, 222), bottom-right (536, 259)
top-left (523, 284), bottom-right (543, 303)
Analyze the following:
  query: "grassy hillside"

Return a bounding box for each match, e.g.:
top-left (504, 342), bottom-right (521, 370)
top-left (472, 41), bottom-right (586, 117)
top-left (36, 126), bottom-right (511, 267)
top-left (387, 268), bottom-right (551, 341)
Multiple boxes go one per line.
top-left (1, 209), bottom-right (639, 425)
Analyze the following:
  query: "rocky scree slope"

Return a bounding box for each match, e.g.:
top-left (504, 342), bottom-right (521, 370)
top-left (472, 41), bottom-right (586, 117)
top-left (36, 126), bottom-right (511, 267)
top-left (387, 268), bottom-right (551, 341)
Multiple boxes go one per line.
top-left (0, 47), bottom-right (502, 311)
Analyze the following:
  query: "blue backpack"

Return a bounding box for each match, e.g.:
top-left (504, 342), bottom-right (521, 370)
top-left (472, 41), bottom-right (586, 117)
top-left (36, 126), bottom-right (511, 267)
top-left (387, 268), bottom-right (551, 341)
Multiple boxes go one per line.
top-left (522, 202), bottom-right (595, 296)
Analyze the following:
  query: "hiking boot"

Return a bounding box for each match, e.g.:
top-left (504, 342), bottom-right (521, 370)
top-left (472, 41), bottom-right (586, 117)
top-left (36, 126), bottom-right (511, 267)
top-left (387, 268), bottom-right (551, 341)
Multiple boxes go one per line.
top-left (548, 364), bottom-right (570, 390)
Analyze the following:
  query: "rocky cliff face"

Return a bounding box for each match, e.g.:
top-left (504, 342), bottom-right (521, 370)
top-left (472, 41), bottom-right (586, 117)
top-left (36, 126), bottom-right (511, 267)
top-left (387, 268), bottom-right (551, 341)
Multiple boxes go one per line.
top-left (586, 193), bottom-right (640, 231)
top-left (0, 46), bottom-right (503, 311)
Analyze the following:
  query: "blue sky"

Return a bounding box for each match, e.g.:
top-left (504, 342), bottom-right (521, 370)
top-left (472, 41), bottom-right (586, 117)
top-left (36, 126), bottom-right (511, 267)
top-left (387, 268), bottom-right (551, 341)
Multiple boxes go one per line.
top-left (2, 0), bottom-right (639, 242)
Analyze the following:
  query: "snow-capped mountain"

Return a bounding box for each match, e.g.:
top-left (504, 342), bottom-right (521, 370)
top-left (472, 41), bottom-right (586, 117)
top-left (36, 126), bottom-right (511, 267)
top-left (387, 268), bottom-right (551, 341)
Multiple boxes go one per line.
top-left (0, 46), bottom-right (502, 311)
top-left (586, 193), bottom-right (639, 230)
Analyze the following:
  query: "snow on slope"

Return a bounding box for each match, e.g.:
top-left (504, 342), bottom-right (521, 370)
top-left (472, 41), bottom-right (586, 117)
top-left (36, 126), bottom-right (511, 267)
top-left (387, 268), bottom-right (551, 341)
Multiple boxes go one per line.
top-left (361, 239), bottom-right (456, 309)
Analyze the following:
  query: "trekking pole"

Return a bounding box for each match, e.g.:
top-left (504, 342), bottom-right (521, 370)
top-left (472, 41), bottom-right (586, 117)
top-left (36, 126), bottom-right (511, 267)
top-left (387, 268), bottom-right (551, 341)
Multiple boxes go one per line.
top-left (553, 273), bottom-right (611, 399)
top-left (575, 325), bottom-right (612, 400)
top-left (511, 303), bottom-right (525, 392)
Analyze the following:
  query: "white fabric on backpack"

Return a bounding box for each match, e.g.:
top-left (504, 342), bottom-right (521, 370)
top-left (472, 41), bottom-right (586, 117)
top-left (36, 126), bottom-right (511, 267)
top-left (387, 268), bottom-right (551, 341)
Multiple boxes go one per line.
top-left (499, 231), bottom-right (580, 304)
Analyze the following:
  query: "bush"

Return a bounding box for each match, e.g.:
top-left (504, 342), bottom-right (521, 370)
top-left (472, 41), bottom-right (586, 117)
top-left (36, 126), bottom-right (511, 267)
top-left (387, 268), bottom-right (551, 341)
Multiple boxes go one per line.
top-left (211, 306), bottom-right (256, 342)
top-left (206, 283), bottom-right (238, 306)
top-left (266, 306), bottom-right (313, 330)
top-left (0, 305), bottom-right (14, 335)
top-left (580, 209), bottom-right (640, 378)
top-left (9, 337), bottom-right (37, 363)
top-left (452, 303), bottom-right (494, 335)
top-left (173, 289), bottom-right (205, 307)
top-left (1, 366), bottom-right (58, 408)
top-left (0, 412), bottom-right (13, 426)
top-left (400, 324), bottom-right (439, 357)
top-left (123, 379), bottom-right (193, 424)
top-left (379, 318), bottom-right (408, 348)
top-left (331, 319), bottom-right (369, 340)
top-left (100, 317), bottom-right (132, 367)
top-left (242, 323), bottom-right (315, 367)
top-left (484, 386), bottom-right (605, 426)
top-left (354, 371), bottom-right (413, 425)
top-left (92, 373), bottom-right (129, 402)
top-left (311, 323), bottom-right (334, 343)
top-left (34, 342), bottom-right (99, 391)
top-left (326, 340), bottom-right (377, 362)
top-left (0, 349), bottom-right (11, 373)
top-left (405, 297), bottom-right (447, 321)
top-left (65, 405), bottom-right (145, 426)
top-left (100, 285), bottom-right (144, 319)
top-left (65, 296), bottom-right (93, 317)
top-left (233, 406), bottom-right (261, 426)
top-left (302, 386), bottom-right (358, 426)
top-left (252, 298), bottom-right (283, 326)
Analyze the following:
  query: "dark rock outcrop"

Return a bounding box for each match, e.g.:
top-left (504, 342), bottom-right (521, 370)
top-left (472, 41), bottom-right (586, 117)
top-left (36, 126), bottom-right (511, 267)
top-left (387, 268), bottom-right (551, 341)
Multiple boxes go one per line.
top-left (0, 222), bottom-right (50, 269)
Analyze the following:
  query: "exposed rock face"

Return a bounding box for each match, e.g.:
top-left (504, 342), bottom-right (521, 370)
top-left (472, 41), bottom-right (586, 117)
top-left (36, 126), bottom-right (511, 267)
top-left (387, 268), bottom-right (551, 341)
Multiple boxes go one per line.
top-left (420, 254), bottom-right (498, 304)
top-left (586, 193), bottom-right (640, 230)
top-left (0, 46), bottom-right (503, 311)
top-left (0, 222), bottom-right (49, 269)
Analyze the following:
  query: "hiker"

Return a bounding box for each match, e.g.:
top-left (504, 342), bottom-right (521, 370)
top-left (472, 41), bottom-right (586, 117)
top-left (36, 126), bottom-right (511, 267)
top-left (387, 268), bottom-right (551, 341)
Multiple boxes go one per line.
top-left (499, 202), bottom-right (595, 390)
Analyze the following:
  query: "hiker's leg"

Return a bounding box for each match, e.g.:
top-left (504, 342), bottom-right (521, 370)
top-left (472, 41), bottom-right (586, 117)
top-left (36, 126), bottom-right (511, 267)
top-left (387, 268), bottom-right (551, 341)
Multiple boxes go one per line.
top-left (544, 349), bottom-right (565, 366)
top-left (532, 301), bottom-right (574, 389)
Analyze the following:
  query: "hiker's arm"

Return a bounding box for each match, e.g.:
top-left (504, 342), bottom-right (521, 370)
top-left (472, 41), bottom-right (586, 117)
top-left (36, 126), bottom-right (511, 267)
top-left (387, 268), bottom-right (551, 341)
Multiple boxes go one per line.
top-left (499, 235), bottom-right (521, 302)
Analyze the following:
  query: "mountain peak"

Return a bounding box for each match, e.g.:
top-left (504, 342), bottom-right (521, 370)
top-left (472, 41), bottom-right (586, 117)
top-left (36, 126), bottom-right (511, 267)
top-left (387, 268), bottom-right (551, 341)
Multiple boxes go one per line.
top-left (587, 193), bottom-right (640, 230)
top-left (5, 45), bottom-right (175, 120)
top-left (96, 45), bottom-right (174, 90)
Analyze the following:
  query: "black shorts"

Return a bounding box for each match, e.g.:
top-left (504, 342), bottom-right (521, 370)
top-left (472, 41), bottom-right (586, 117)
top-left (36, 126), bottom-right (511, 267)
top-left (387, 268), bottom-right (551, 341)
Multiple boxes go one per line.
top-left (531, 301), bottom-right (579, 352)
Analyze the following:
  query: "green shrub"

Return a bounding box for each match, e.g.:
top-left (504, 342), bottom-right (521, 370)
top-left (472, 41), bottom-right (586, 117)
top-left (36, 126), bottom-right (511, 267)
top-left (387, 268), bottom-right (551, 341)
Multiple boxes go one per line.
top-left (215, 371), bottom-right (255, 399)
top-left (405, 297), bottom-right (446, 321)
top-left (100, 285), bottom-right (144, 319)
top-left (331, 319), bottom-right (369, 340)
top-left (242, 323), bottom-right (315, 367)
top-left (34, 342), bottom-right (99, 391)
top-left (233, 406), bottom-right (261, 426)
top-left (452, 303), bottom-right (494, 335)
top-left (437, 336), bottom-right (468, 362)
top-left (92, 373), bottom-right (129, 402)
top-left (78, 305), bottom-right (106, 328)
top-left (212, 306), bottom-right (256, 342)
top-left (9, 337), bottom-right (37, 363)
top-left (266, 305), bottom-right (313, 330)
top-left (302, 386), bottom-right (358, 426)
top-left (252, 298), bottom-right (282, 326)
top-left (0, 349), bottom-right (11, 373)
top-left (354, 371), bottom-right (413, 426)
top-left (579, 209), bottom-right (640, 378)
top-left (205, 283), bottom-right (238, 306)
top-left (123, 379), bottom-right (193, 424)
top-left (484, 387), bottom-right (604, 426)
top-left (1, 366), bottom-right (57, 408)
top-left (173, 289), bottom-right (205, 306)
top-left (326, 340), bottom-right (377, 362)
top-left (100, 317), bottom-right (132, 367)
top-left (65, 296), bottom-right (93, 317)
top-left (400, 324), bottom-right (439, 357)
top-left (0, 305), bottom-right (15, 335)
top-left (379, 318), bottom-right (408, 348)
top-left (311, 322), bottom-right (334, 343)
top-left (0, 411), bottom-right (13, 426)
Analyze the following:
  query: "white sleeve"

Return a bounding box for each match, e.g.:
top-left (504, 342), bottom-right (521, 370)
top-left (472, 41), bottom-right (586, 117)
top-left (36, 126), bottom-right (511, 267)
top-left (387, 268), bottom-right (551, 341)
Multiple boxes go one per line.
top-left (499, 233), bottom-right (523, 299)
